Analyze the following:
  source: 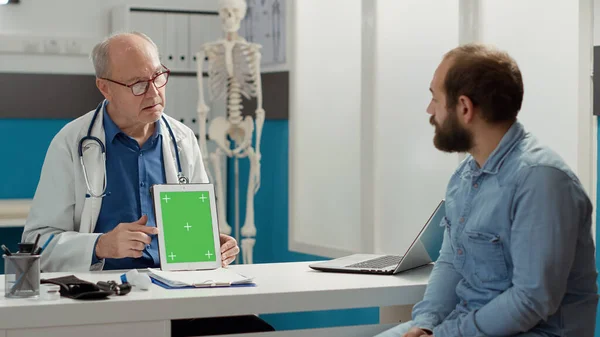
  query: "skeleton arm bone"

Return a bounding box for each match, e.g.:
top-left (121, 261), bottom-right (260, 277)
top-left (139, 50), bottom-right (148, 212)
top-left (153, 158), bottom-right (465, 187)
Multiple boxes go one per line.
top-left (210, 149), bottom-right (231, 235)
top-left (252, 48), bottom-right (264, 192)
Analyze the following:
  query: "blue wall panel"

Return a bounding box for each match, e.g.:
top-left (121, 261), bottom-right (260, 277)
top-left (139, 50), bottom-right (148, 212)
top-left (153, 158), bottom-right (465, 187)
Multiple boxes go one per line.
top-left (0, 119), bottom-right (70, 273)
top-left (0, 119), bottom-right (70, 198)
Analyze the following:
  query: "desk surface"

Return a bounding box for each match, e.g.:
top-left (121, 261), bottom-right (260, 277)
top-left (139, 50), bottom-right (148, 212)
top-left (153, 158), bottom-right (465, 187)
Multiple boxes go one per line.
top-left (0, 261), bottom-right (431, 330)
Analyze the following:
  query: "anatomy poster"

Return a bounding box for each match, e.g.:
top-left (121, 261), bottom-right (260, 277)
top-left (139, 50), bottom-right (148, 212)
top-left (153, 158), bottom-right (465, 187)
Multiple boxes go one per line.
top-left (240, 0), bottom-right (286, 66)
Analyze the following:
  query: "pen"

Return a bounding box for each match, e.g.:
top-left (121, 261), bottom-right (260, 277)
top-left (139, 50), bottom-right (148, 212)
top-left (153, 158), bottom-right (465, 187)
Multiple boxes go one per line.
top-left (33, 234), bottom-right (55, 255)
top-left (1, 244), bottom-right (12, 256)
top-left (31, 234), bottom-right (41, 256)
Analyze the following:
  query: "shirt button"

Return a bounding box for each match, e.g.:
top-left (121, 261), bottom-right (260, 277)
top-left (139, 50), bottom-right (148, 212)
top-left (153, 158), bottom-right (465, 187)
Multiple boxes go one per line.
top-left (139, 152), bottom-right (143, 157)
top-left (459, 217), bottom-right (465, 223)
top-left (457, 249), bottom-right (463, 255)
top-left (140, 182), bottom-right (145, 187)
top-left (473, 183), bottom-right (478, 189)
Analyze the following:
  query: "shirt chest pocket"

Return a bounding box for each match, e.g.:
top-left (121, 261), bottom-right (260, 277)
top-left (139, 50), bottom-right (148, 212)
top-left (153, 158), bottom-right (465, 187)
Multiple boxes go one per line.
top-left (465, 231), bottom-right (509, 283)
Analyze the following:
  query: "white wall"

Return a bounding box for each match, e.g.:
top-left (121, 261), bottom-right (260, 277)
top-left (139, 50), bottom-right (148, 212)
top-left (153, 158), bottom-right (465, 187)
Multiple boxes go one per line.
top-left (291, 0), bottom-right (595, 257)
top-left (289, 0), bottom-right (461, 257)
top-left (373, 0), bottom-right (460, 255)
top-left (0, 0), bottom-right (217, 35)
top-left (289, 0), bottom-right (363, 257)
top-left (480, 0), bottom-right (582, 178)
top-left (595, 0), bottom-right (600, 45)
top-left (0, 0), bottom-right (218, 74)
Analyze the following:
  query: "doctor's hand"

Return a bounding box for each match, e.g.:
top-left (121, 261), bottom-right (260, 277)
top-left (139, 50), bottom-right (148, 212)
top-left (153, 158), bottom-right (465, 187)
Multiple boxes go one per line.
top-left (402, 327), bottom-right (433, 337)
top-left (95, 215), bottom-right (158, 259)
top-left (220, 234), bottom-right (239, 266)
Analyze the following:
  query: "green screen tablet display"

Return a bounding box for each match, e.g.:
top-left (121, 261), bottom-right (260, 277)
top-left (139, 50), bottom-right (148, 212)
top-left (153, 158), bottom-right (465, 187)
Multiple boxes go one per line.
top-left (158, 191), bottom-right (217, 264)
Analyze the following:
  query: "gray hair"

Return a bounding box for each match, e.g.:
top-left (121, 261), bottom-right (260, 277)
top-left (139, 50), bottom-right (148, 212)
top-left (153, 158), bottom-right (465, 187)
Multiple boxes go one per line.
top-left (90, 31), bottom-right (159, 78)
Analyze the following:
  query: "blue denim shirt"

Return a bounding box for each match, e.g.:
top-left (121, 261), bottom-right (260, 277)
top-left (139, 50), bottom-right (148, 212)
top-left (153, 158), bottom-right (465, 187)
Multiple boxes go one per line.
top-left (378, 121), bottom-right (598, 337)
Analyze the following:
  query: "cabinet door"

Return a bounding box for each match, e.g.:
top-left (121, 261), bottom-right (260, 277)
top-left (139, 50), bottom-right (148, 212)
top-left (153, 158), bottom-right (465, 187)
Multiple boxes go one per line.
top-left (179, 76), bottom-right (200, 133)
top-left (165, 13), bottom-right (190, 71)
top-left (164, 74), bottom-right (179, 122)
top-left (6, 321), bottom-right (169, 337)
top-left (189, 14), bottom-right (222, 73)
top-left (129, 11), bottom-right (167, 64)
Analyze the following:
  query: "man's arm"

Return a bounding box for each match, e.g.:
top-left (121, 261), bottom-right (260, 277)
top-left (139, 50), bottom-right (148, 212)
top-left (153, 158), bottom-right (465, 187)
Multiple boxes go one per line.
top-left (410, 217), bottom-right (463, 331)
top-left (433, 166), bottom-right (588, 337)
top-left (375, 219), bottom-right (462, 337)
top-left (22, 134), bottom-right (102, 272)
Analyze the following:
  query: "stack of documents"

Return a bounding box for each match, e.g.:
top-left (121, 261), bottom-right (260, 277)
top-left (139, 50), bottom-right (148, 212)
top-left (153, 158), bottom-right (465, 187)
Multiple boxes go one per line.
top-left (148, 268), bottom-right (255, 288)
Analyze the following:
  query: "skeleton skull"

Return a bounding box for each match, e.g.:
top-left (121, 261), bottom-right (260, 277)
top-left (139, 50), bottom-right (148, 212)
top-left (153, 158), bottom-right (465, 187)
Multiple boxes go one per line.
top-left (218, 0), bottom-right (247, 33)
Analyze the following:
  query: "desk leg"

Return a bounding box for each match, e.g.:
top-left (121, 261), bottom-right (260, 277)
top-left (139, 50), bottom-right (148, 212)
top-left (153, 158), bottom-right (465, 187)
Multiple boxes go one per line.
top-left (380, 305), bottom-right (413, 324)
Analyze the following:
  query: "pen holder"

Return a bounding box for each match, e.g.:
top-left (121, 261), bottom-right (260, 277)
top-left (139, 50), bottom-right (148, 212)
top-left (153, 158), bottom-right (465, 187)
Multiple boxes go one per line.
top-left (3, 254), bottom-right (41, 298)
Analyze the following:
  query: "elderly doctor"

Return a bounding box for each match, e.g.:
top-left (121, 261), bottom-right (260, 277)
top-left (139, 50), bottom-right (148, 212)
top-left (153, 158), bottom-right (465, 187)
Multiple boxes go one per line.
top-left (22, 32), bottom-right (240, 272)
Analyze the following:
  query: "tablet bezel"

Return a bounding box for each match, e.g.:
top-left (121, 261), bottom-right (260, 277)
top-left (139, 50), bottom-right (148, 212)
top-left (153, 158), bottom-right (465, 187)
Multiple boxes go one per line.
top-left (151, 183), bottom-right (222, 271)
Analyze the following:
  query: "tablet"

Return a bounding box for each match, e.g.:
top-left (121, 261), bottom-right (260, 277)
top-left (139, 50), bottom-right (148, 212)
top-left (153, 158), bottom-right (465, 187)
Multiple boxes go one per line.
top-left (151, 183), bottom-right (222, 271)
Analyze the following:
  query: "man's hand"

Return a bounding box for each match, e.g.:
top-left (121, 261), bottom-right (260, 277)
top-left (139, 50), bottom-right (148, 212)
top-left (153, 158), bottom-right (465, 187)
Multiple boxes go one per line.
top-left (403, 327), bottom-right (433, 337)
top-left (220, 234), bottom-right (240, 266)
top-left (95, 215), bottom-right (158, 259)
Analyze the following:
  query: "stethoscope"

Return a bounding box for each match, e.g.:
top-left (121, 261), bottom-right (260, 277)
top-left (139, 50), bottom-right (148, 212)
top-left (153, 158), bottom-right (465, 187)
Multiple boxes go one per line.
top-left (78, 100), bottom-right (188, 198)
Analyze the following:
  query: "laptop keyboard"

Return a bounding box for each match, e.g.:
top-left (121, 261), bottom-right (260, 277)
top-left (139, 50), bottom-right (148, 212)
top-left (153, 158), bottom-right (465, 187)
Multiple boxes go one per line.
top-left (346, 255), bottom-right (402, 269)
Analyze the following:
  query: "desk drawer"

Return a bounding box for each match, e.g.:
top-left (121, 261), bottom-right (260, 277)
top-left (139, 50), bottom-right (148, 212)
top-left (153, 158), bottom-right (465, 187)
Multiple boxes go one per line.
top-left (7, 321), bottom-right (169, 337)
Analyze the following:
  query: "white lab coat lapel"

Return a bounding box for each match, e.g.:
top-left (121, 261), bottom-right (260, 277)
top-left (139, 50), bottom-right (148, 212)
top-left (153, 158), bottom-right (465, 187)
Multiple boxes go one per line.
top-left (79, 106), bottom-right (107, 233)
top-left (161, 118), bottom-right (180, 184)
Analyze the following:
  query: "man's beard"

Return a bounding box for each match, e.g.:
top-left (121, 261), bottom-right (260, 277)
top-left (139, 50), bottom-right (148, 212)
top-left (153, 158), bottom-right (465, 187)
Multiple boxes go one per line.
top-left (430, 108), bottom-right (473, 153)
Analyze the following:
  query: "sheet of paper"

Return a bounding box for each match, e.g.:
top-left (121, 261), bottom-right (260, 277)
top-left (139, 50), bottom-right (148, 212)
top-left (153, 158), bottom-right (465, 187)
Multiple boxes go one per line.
top-left (148, 268), bottom-right (254, 287)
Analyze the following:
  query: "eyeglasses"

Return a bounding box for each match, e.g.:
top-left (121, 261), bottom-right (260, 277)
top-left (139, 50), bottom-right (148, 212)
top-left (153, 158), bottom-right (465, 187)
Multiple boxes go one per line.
top-left (101, 66), bottom-right (171, 96)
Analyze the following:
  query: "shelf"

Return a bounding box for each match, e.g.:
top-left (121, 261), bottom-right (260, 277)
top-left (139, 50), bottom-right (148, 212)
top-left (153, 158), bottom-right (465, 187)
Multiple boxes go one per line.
top-left (0, 199), bottom-right (30, 228)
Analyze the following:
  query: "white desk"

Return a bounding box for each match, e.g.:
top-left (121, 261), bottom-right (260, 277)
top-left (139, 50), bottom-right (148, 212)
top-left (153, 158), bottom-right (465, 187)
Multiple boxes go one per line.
top-left (0, 261), bottom-right (431, 337)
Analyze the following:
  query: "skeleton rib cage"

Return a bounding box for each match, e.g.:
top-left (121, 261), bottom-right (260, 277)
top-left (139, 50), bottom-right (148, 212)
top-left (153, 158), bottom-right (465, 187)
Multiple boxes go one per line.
top-left (205, 42), bottom-right (262, 125)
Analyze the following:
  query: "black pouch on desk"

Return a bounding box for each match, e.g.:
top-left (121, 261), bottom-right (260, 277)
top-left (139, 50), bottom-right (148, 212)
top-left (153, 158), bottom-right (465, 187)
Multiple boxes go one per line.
top-left (41, 275), bottom-right (112, 300)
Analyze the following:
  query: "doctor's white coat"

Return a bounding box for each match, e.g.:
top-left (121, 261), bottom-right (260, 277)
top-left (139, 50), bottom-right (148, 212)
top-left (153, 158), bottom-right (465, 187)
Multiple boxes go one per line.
top-left (22, 107), bottom-right (209, 272)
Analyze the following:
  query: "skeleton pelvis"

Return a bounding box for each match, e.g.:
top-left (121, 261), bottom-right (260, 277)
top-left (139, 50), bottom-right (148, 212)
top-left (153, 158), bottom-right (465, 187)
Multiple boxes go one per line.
top-left (208, 116), bottom-right (255, 154)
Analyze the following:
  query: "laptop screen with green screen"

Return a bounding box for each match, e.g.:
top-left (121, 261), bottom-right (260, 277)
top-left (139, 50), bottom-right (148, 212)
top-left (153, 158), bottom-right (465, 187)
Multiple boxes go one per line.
top-left (158, 190), bottom-right (217, 264)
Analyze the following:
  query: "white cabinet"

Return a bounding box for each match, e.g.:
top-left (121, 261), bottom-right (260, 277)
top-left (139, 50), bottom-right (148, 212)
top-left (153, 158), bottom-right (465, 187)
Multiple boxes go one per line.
top-left (164, 13), bottom-right (190, 71)
top-left (111, 6), bottom-right (221, 73)
top-left (110, 5), bottom-right (226, 131)
top-left (129, 11), bottom-right (167, 64)
top-left (189, 14), bottom-right (222, 73)
top-left (163, 70), bottom-right (178, 120)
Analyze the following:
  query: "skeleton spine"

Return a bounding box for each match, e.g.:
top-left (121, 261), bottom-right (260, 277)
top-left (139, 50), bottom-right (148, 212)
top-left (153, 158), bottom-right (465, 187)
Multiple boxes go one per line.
top-left (228, 77), bottom-right (243, 124)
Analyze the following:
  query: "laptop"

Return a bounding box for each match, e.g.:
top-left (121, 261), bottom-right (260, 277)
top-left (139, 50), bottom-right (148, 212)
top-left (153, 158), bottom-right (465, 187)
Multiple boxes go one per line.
top-left (309, 200), bottom-right (446, 275)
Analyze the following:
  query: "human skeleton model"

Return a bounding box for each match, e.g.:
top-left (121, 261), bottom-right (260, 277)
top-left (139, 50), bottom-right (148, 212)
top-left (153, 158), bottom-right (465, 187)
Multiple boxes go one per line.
top-left (196, 0), bottom-right (265, 264)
